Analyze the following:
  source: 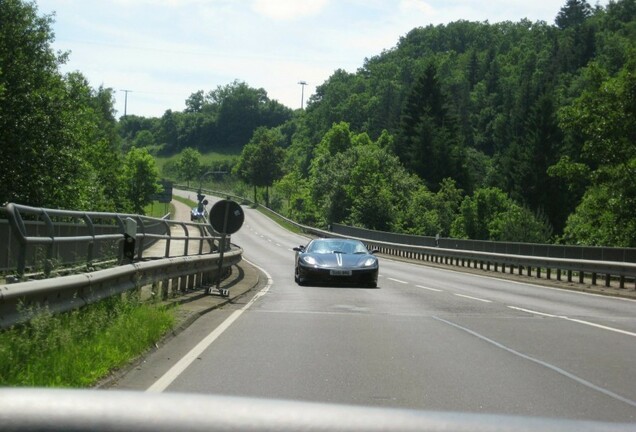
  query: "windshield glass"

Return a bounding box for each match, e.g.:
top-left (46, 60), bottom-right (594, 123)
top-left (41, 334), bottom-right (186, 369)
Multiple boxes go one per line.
top-left (306, 239), bottom-right (369, 254)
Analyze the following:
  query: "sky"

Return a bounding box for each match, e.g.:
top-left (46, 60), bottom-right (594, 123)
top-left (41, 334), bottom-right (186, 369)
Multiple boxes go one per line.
top-left (34, 0), bottom-right (603, 118)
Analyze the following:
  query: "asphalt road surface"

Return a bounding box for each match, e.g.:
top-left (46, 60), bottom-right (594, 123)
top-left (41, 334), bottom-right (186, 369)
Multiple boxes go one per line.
top-left (115, 192), bottom-right (636, 422)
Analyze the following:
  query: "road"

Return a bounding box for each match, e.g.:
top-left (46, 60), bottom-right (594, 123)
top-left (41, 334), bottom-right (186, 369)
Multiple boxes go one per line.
top-left (115, 192), bottom-right (636, 422)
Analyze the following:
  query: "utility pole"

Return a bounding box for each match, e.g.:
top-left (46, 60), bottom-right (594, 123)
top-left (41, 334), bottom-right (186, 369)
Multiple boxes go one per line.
top-left (298, 81), bottom-right (307, 110)
top-left (121, 89), bottom-right (133, 117)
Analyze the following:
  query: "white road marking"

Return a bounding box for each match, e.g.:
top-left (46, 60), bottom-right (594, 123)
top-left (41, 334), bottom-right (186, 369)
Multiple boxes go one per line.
top-left (417, 285), bottom-right (443, 292)
top-left (388, 278), bottom-right (408, 284)
top-left (434, 316), bottom-right (636, 408)
top-left (507, 306), bottom-right (636, 338)
top-left (384, 257), bottom-right (636, 303)
top-left (147, 259), bottom-right (273, 393)
top-left (454, 293), bottom-right (492, 303)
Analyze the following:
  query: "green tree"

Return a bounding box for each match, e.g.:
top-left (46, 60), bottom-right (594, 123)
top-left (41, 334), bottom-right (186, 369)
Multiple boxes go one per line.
top-left (0, 0), bottom-right (77, 207)
top-left (556, 0), bottom-right (593, 29)
top-left (122, 147), bottom-right (160, 214)
top-left (450, 187), bottom-right (552, 242)
top-left (177, 147), bottom-right (202, 188)
top-left (555, 62), bottom-right (636, 246)
top-left (185, 90), bottom-right (205, 113)
top-left (233, 128), bottom-right (286, 206)
top-left (395, 185), bottom-right (441, 235)
top-left (209, 80), bottom-right (292, 150)
top-left (394, 63), bottom-right (466, 191)
top-left (273, 170), bottom-right (316, 222)
top-left (0, 1), bottom-right (124, 210)
top-left (63, 74), bottom-right (125, 211)
top-left (308, 124), bottom-right (420, 230)
top-left (133, 130), bottom-right (156, 148)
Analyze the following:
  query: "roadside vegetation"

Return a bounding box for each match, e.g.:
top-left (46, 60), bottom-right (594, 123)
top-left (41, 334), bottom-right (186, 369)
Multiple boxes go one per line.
top-left (130, 1), bottom-right (635, 247)
top-left (144, 201), bottom-right (175, 219)
top-left (0, 295), bottom-right (175, 386)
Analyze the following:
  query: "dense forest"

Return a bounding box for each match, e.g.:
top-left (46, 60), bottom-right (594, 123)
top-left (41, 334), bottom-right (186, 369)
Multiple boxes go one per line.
top-left (1, 0), bottom-right (634, 246)
top-left (258, 0), bottom-right (634, 247)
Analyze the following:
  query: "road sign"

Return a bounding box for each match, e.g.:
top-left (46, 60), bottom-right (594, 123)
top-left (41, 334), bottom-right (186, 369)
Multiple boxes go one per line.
top-left (209, 200), bottom-right (244, 296)
top-left (209, 200), bottom-right (244, 234)
top-left (151, 180), bottom-right (173, 203)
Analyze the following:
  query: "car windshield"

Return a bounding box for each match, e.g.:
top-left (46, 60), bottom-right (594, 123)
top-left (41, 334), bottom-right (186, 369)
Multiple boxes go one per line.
top-left (306, 240), bottom-right (368, 254)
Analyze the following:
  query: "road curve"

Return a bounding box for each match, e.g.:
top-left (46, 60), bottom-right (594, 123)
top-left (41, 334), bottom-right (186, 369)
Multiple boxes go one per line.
top-left (116, 191), bottom-right (636, 423)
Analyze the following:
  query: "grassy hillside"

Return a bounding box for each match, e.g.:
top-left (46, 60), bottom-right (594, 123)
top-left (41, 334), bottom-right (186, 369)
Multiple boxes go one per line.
top-left (154, 150), bottom-right (238, 177)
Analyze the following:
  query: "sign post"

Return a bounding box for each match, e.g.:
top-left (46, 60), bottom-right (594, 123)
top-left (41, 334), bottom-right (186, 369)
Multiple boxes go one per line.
top-left (208, 200), bottom-right (244, 297)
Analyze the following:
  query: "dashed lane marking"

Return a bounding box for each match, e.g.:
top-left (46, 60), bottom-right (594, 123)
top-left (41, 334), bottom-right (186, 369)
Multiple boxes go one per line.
top-left (454, 293), bottom-right (492, 303)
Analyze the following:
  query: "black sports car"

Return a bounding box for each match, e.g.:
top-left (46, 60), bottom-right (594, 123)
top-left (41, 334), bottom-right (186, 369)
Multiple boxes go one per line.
top-left (293, 238), bottom-right (379, 287)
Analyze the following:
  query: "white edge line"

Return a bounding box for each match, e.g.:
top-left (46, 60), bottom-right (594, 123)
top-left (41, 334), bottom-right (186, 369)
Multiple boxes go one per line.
top-left (147, 259), bottom-right (273, 393)
top-left (454, 293), bottom-right (492, 303)
top-left (508, 306), bottom-right (636, 337)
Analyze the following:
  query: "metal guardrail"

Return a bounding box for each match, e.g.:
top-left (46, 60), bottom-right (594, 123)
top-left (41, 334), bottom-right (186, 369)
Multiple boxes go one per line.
top-left (0, 201), bottom-right (240, 329)
top-left (331, 224), bottom-right (636, 263)
top-left (1, 203), bottom-right (221, 278)
top-left (0, 247), bottom-right (242, 329)
top-left (183, 186), bottom-right (636, 290)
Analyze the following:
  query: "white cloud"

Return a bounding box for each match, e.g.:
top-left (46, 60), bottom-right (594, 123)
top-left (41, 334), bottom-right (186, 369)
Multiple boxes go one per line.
top-left (399, 0), bottom-right (434, 15)
top-left (251, 0), bottom-right (330, 20)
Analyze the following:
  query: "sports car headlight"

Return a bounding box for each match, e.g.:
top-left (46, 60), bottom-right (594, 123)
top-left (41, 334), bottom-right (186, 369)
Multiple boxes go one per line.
top-left (363, 258), bottom-right (377, 267)
top-left (301, 256), bottom-right (317, 265)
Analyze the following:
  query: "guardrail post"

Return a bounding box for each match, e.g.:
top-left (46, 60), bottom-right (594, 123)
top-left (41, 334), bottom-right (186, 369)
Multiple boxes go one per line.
top-left (163, 220), bottom-right (171, 258)
top-left (579, 271), bottom-right (584, 284)
top-left (136, 217), bottom-right (146, 260)
top-left (83, 214), bottom-right (95, 267)
top-left (605, 273), bottom-right (610, 287)
top-left (41, 211), bottom-right (55, 277)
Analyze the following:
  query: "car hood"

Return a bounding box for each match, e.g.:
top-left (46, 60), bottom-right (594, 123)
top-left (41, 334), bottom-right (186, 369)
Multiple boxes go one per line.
top-left (302, 253), bottom-right (377, 268)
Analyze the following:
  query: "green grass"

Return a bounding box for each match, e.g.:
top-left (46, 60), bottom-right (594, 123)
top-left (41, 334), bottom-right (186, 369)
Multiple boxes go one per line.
top-left (173, 194), bottom-right (197, 208)
top-left (256, 206), bottom-right (303, 234)
top-left (0, 296), bottom-right (175, 387)
top-left (144, 201), bottom-right (175, 218)
top-left (154, 150), bottom-right (238, 177)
